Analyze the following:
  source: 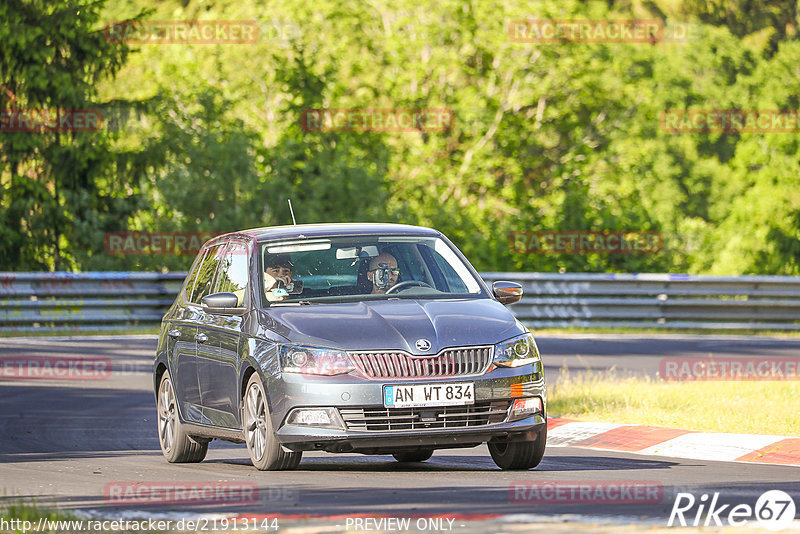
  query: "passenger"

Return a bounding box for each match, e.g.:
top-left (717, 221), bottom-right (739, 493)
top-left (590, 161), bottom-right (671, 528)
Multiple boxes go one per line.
top-left (264, 254), bottom-right (294, 302)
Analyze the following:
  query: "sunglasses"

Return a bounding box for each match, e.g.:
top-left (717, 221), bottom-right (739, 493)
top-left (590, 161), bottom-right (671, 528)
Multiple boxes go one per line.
top-left (370, 267), bottom-right (400, 275)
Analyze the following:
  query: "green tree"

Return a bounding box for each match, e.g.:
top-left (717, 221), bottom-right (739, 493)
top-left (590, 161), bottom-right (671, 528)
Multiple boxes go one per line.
top-left (0, 0), bottom-right (144, 270)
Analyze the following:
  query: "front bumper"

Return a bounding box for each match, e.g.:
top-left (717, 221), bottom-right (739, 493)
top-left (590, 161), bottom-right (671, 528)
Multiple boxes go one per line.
top-left (277, 413), bottom-right (546, 453)
top-left (265, 363), bottom-right (546, 453)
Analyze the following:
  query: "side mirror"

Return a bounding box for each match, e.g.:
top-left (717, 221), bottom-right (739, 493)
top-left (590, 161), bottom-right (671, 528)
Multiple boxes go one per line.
top-left (201, 292), bottom-right (246, 315)
top-left (492, 281), bottom-right (523, 305)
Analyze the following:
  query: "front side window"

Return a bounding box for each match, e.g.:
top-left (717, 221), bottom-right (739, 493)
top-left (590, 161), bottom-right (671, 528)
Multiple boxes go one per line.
top-left (189, 244), bottom-right (226, 304)
top-left (183, 249), bottom-right (208, 302)
top-left (259, 235), bottom-right (485, 305)
top-left (214, 241), bottom-right (250, 306)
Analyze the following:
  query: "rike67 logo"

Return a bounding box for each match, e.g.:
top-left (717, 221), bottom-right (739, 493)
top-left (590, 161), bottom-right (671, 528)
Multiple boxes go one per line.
top-left (669, 490), bottom-right (796, 530)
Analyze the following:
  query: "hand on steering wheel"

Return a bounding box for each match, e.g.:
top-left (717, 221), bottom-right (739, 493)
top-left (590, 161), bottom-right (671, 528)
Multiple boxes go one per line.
top-left (385, 280), bottom-right (433, 294)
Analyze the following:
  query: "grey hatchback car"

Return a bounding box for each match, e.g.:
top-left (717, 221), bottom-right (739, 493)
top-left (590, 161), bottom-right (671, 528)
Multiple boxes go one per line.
top-left (154, 223), bottom-right (547, 470)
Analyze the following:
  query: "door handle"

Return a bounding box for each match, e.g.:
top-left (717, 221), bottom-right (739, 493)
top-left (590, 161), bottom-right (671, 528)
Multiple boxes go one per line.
top-left (195, 333), bottom-right (209, 343)
top-left (168, 329), bottom-right (181, 339)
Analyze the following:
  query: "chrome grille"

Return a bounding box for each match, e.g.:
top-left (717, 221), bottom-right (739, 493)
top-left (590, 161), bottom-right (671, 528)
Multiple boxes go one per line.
top-left (339, 401), bottom-right (511, 432)
top-left (348, 346), bottom-right (493, 379)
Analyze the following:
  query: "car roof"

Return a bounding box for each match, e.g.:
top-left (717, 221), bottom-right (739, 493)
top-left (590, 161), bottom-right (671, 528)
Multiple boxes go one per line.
top-left (209, 223), bottom-right (441, 245)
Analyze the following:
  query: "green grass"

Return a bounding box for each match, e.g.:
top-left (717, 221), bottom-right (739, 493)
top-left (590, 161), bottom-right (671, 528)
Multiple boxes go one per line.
top-left (0, 327), bottom-right (159, 338)
top-left (531, 326), bottom-right (800, 338)
top-left (3, 325), bottom-right (800, 338)
top-left (548, 367), bottom-right (800, 436)
top-left (0, 502), bottom-right (77, 533)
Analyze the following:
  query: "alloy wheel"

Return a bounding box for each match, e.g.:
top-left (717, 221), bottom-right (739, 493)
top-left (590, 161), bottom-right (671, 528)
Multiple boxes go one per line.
top-left (158, 377), bottom-right (176, 453)
top-left (245, 382), bottom-right (268, 461)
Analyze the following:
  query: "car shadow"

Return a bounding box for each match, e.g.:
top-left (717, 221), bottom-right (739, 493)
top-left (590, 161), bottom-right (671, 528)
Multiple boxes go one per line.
top-left (203, 452), bottom-right (677, 472)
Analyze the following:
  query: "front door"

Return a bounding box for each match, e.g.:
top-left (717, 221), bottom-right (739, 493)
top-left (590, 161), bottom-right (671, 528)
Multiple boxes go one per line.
top-left (197, 239), bottom-right (250, 429)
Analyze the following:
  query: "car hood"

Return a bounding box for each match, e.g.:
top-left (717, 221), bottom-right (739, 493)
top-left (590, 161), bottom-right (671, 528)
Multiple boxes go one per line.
top-left (261, 298), bottom-right (524, 353)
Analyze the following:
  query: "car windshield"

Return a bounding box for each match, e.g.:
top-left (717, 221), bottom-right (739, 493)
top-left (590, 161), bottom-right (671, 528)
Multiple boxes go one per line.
top-left (259, 235), bottom-right (486, 305)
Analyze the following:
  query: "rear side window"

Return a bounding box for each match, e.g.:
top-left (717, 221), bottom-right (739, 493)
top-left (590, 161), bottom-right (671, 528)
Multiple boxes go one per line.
top-left (189, 244), bottom-right (226, 304)
top-left (214, 240), bottom-right (250, 305)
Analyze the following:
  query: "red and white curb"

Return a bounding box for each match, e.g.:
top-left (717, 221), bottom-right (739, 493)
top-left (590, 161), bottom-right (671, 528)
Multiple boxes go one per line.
top-left (547, 418), bottom-right (800, 467)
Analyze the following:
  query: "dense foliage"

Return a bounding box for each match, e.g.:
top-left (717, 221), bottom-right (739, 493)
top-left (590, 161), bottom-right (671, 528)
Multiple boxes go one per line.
top-left (1, 0), bottom-right (799, 274)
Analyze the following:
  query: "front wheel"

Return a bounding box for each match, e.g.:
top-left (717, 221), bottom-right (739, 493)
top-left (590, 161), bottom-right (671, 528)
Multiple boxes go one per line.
top-left (243, 374), bottom-right (302, 470)
top-left (488, 425), bottom-right (546, 470)
top-left (157, 372), bottom-right (208, 463)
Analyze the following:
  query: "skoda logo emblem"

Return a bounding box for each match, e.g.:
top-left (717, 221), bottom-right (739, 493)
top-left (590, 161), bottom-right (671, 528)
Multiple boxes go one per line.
top-left (415, 339), bottom-right (432, 352)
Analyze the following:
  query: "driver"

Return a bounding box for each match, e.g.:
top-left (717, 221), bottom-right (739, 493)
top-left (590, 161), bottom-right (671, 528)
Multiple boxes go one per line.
top-left (367, 253), bottom-right (400, 294)
top-left (264, 254), bottom-right (295, 302)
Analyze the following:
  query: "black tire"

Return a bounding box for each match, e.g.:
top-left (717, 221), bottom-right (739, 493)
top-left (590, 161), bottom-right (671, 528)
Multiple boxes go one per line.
top-left (392, 449), bottom-right (434, 463)
top-left (157, 372), bottom-right (208, 463)
top-left (488, 425), bottom-right (546, 470)
top-left (243, 373), bottom-right (302, 470)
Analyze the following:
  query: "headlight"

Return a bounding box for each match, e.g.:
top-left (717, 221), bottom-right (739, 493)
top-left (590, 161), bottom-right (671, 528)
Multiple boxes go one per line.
top-left (494, 333), bottom-right (541, 368)
top-left (279, 344), bottom-right (355, 376)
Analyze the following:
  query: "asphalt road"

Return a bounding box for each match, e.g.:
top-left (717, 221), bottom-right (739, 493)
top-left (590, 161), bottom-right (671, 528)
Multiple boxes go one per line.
top-left (0, 335), bottom-right (798, 527)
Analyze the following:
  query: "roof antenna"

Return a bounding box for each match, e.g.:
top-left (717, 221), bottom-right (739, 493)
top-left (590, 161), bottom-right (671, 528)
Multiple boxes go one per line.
top-left (287, 199), bottom-right (297, 225)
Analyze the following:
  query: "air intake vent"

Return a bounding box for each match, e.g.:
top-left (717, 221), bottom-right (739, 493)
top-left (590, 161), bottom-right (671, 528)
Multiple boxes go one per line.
top-left (339, 401), bottom-right (511, 432)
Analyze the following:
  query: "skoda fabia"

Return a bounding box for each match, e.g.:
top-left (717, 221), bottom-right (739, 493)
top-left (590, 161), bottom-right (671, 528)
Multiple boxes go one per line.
top-left (154, 223), bottom-right (547, 470)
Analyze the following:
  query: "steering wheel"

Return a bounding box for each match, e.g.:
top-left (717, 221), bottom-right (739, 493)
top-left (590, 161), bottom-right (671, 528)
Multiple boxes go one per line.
top-left (385, 280), bottom-right (433, 294)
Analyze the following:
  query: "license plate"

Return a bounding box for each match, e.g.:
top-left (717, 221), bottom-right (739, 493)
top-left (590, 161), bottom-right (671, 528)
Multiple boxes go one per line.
top-left (383, 382), bottom-right (474, 408)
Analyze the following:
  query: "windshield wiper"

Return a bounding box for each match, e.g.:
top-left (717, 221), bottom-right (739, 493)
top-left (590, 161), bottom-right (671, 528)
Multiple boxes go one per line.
top-left (269, 300), bottom-right (314, 307)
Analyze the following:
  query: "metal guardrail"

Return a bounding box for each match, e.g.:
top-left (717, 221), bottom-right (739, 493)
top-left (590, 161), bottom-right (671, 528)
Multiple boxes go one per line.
top-left (482, 272), bottom-right (800, 330)
top-left (2, 271), bottom-right (800, 332)
top-left (0, 272), bottom-right (185, 333)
